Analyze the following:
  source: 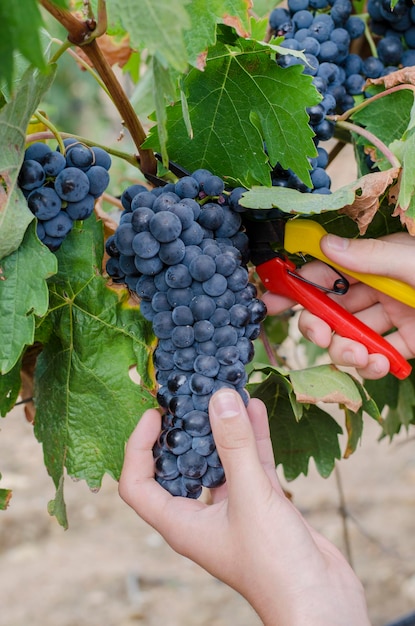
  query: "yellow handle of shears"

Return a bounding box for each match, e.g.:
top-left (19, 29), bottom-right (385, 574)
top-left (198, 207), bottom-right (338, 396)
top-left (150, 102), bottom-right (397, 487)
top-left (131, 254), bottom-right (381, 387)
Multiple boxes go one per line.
top-left (284, 219), bottom-right (415, 309)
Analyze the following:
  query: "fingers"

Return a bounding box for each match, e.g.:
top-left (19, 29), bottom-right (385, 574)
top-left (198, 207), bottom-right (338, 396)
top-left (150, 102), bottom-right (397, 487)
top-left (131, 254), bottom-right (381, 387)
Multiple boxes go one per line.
top-left (118, 409), bottom-right (168, 519)
top-left (298, 307), bottom-right (394, 377)
top-left (119, 408), bottom-right (207, 542)
top-left (209, 389), bottom-right (278, 504)
top-left (246, 398), bottom-right (282, 489)
top-left (321, 234), bottom-right (415, 286)
top-left (262, 291), bottom-right (296, 315)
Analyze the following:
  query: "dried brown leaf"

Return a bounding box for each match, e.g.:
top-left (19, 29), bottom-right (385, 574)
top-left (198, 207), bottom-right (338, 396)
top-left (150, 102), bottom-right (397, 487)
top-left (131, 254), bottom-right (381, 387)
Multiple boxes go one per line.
top-left (367, 66), bottom-right (415, 90)
top-left (339, 167), bottom-right (400, 234)
top-left (20, 344), bottom-right (43, 424)
top-left (388, 171), bottom-right (415, 235)
top-left (295, 390), bottom-right (362, 413)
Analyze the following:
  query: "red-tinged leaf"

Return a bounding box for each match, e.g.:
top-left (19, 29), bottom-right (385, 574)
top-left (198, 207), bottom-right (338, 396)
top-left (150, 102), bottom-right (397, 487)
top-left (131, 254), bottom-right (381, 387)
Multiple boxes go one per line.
top-left (185, 0), bottom-right (252, 65)
top-left (0, 488), bottom-right (12, 510)
top-left (290, 364), bottom-right (363, 413)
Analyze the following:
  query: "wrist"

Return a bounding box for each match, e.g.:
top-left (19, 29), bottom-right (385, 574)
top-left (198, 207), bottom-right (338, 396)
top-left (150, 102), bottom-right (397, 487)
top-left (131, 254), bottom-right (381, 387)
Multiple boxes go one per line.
top-left (244, 575), bottom-right (371, 626)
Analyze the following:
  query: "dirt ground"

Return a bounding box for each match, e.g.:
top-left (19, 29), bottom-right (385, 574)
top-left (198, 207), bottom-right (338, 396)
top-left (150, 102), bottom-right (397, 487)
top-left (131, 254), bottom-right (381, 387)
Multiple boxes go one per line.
top-left (1, 394), bottom-right (415, 626)
top-left (2, 145), bottom-right (415, 626)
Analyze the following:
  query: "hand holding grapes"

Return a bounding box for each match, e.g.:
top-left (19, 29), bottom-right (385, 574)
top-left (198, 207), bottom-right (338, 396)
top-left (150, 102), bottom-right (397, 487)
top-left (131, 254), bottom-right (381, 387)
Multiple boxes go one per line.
top-left (263, 232), bottom-right (415, 379)
top-left (119, 388), bottom-right (370, 626)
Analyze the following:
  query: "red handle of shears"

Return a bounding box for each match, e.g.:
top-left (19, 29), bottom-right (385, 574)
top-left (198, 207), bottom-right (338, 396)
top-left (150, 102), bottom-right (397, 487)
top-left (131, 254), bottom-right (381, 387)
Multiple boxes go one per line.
top-left (257, 256), bottom-right (411, 380)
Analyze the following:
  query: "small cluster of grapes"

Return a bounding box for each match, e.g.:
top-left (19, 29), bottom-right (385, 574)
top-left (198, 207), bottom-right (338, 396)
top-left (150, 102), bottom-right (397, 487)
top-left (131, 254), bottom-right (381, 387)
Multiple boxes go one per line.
top-left (106, 171), bottom-right (267, 498)
top-left (368, 0), bottom-right (415, 67)
top-left (269, 0), bottom-right (413, 193)
top-left (17, 138), bottom-right (111, 251)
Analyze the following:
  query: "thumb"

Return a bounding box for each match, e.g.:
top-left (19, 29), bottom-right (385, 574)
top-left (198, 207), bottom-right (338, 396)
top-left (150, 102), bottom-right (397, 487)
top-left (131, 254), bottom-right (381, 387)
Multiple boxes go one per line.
top-left (321, 234), bottom-right (415, 286)
top-left (209, 389), bottom-right (269, 498)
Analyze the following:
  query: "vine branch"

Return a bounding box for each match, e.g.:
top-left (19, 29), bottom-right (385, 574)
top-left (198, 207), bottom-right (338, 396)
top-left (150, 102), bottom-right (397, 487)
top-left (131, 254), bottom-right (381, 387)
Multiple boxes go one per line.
top-left (336, 83), bottom-right (415, 122)
top-left (330, 119), bottom-right (401, 168)
top-left (39, 0), bottom-right (157, 176)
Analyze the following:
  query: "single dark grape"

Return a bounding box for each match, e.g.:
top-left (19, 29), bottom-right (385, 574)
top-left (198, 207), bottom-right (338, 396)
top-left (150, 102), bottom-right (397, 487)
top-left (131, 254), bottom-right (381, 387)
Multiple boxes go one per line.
top-left (27, 187), bottom-right (61, 220)
top-left (132, 231), bottom-right (161, 258)
top-left (54, 167), bottom-right (90, 202)
top-left (18, 160), bottom-right (45, 190)
top-left (86, 165), bottom-right (110, 197)
top-left (121, 184), bottom-right (148, 211)
top-left (175, 176), bottom-right (199, 199)
top-left (65, 144), bottom-right (94, 170)
top-left (25, 143), bottom-right (52, 162)
top-left (43, 211), bottom-right (73, 238)
top-left (40, 150), bottom-right (66, 177)
top-left (65, 194), bottom-right (95, 220)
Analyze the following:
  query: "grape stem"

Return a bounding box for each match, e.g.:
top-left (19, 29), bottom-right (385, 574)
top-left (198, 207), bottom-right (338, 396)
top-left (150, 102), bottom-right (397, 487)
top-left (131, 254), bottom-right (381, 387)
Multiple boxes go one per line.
top-left (49, 37), bottom-right (111, 97)
top-left (364, 19), bottom-right (378, 58)
top-left (329, 119), bottom-right (401, 168)
top-left (24, 130), bottom-right (140, 168)
top-left (49, 38), bottom-right (72, 63)
top-left (336, 83), bottom-right (415, 122)
top-left (33, 111), bottom-right (66, 154)
top-left (259, 325), bottom-right (284, 368)
top-left (39, 0), bottom-right (157, 176)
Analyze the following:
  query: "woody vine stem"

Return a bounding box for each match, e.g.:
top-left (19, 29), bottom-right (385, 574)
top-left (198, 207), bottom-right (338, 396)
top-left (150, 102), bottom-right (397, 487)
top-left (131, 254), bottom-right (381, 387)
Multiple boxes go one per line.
top-left (39, 0), bottom-right (157, 176)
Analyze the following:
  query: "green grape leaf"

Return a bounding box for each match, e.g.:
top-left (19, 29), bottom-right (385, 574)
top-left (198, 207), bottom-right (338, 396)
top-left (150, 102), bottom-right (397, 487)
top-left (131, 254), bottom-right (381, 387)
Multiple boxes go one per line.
top-left (364, 371), bottom-right (401, 413)
top-left (0, 64), bottom-right (56, 259)
top-left (343, 376), bottom-right (382, 457)
top-left (34, 217), bottom-right (157, 528)
top-left (0, 358), bottom-right (22, 417)
top-left (249, 365), bottom-right (304, 419)
top-left (241, 182), bottom-right (355, 212)
top-left (382, 376), bottom-right (415, 438)
top-left (351, 90), bottom-right (413, 149)
top-left (363, 365), bottom-right (415, 439)
top-left (109, 0), bottom-right (191, 71)
top-left (0, 487), bottom-right (12, 511)
top-left (394, 131), bottom-right (415, 233)
top-left (0, 222), bottom-right (57, 374)
top-left (251, 0), bottom-right (278, 18)
top-left (248, 371), bottom-right (342, 480)
top-left (152, 57), bottom-right (179, 165)
top-left (290, 364), bottom-right (363, 412)
top-left (145, 35), bottom-right (320, 187)
top-left (0, 0), bottom-right (49, 88)
top-left (184, 0), bottom-right (251, 65)
top-left (241, 167), bottom-right (400, 234)
top-left (344, 407), bottom-right (364, 458)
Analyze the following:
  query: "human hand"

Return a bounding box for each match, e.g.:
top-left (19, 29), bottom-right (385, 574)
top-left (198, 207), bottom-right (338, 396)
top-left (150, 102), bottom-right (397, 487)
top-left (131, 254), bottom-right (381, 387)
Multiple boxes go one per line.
top-left (119, 388), bottom-right (370, 626)
top-left (263, 232), bottom-right (415, 379)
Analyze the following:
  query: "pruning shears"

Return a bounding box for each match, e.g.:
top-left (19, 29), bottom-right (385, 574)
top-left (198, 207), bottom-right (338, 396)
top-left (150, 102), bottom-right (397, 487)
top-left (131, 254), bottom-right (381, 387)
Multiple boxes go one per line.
top-left (244, 216), bottom-right (415, 380)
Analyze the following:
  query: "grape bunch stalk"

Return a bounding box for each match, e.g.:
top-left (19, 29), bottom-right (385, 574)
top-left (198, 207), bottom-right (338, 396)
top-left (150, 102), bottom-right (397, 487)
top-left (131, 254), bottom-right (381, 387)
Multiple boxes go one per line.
top-left (18, 138), bottom-right (111, 251)
top-left (107, 170), bottom-right (267, 498)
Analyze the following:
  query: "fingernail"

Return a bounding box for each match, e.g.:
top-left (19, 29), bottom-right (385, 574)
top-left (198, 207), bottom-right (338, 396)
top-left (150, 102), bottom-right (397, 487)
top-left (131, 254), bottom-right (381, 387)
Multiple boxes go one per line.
top-left (210, 390), bottom-right (241, 419)
top-left (325, 234), bottom-right (350, 251)
top-left (306, 330), bottom-right (316, 344)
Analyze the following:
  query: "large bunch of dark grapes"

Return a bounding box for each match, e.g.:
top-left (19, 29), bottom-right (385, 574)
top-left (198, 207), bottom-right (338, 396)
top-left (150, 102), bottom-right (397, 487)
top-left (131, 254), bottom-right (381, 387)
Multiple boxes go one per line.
top-left (106, 172), bottom-right (267, 498)
top-left (18, 138), bottom-right (111, 251)
top-left (269, 0), bottom-right (414, 192)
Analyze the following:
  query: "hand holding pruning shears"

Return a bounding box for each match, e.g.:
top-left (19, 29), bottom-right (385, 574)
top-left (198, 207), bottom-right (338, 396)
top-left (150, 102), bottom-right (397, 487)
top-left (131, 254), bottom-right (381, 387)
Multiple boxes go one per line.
top-left (262, 228), bottom-right (415, 380)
